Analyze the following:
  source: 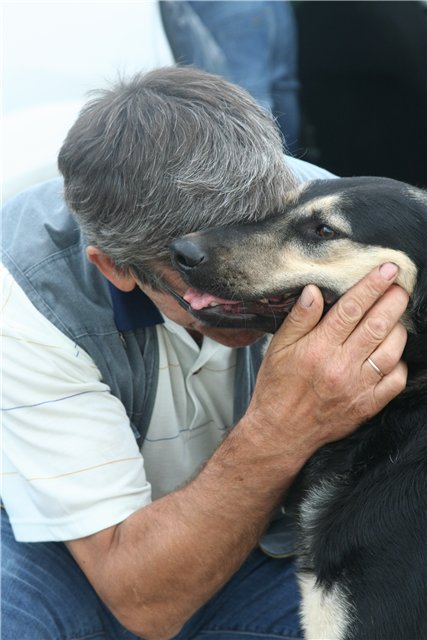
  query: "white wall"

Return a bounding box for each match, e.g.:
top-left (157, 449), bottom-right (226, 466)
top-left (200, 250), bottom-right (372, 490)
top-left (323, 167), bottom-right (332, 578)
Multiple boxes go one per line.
top-left (2, 1), bottom-right (174, 202)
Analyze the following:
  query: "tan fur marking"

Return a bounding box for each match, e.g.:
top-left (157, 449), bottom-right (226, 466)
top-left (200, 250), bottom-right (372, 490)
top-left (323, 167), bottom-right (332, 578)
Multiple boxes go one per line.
top-left (275, 240), bottom-right (417, 296)
top-left (285, 193), bottom-right (352, 236)
top-left (407, 186), bottom-right (427, 206)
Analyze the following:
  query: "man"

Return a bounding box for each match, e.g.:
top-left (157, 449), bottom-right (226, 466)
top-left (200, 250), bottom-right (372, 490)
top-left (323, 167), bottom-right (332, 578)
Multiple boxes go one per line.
top-left (1, 67), bottom-right (408, 640)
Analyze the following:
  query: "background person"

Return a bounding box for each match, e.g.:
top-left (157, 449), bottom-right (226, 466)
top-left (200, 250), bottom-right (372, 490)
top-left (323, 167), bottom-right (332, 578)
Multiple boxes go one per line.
top-left (160, 0), bottom-right (300, 153)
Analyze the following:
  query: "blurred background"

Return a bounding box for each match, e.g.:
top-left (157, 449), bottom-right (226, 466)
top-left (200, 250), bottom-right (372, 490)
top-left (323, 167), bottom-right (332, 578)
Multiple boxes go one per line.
top-left (3, 0), bottom-right (427, 204)
top-left (295, 0), bottom-right (427, 187)
top-left (2, 1), bottom-right (173, 202)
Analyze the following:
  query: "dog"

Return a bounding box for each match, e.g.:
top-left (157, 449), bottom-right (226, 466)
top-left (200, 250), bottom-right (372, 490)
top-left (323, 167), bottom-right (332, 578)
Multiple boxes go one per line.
top-left (169, 176), bottom-right (427, 639)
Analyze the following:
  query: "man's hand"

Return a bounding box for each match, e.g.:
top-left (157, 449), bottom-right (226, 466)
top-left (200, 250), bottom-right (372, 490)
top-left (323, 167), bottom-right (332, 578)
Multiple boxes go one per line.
top-left (245, 262), bottom-right (408, 467)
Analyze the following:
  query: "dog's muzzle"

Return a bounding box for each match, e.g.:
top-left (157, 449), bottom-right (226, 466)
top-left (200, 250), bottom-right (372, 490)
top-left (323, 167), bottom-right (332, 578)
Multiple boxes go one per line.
top-left (169, 236), bottom-right (317, 333)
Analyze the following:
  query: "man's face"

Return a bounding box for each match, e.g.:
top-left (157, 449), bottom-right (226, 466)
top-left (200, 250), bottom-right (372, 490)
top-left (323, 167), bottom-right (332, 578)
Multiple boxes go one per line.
top-left (138, 268), bottom-right (265, 348)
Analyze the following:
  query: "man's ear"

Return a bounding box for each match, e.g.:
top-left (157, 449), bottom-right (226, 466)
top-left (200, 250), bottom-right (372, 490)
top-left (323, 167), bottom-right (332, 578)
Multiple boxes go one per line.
top-left (86, 246), bottom-right (136, 292)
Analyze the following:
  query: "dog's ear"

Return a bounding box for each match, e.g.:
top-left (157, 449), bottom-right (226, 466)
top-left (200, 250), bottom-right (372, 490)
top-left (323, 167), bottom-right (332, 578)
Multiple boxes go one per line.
top-left (399, 189), bottom-right (427, 367)
top-left (403, 258), bottom-right (427, 368)
top-left (412, 264), bottom-right (427, 328)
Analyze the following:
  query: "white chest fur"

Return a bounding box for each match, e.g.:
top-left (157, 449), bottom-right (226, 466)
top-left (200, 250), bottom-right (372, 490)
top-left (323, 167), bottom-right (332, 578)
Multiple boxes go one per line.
top-left (298, 478), bottom-right (354, 639)
top-left (298, 573), bottom-right (353, 640)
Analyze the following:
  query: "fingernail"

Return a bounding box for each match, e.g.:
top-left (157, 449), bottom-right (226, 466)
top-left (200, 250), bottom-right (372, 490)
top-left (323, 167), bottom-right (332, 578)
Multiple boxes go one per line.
top-left (299, 285), bottom-right (314, 308)
top-left (379, 262), bottom-right (398, 280)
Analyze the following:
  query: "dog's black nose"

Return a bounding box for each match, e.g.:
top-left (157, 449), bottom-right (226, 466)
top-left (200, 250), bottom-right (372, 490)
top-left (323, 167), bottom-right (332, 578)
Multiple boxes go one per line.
top-left (170, 238), bottom-right (207, 272)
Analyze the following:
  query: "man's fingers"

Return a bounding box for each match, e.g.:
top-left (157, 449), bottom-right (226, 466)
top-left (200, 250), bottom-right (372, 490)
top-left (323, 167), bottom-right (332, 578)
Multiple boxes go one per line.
top-left (363, 322), bottom-right (408, 381)
top-left (373, 360), bottom-right (408, 411)
top-left (346, 284), bottom-right (409, 362)
top-left (272, 285), bottom-right (324, 349)
top-left (322, 263), bottom-right (401, 347)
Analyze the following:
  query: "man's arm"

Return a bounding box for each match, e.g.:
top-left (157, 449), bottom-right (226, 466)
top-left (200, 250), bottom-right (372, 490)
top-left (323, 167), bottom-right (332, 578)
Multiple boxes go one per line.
top-left (66, 263), bottom-right (408, 640)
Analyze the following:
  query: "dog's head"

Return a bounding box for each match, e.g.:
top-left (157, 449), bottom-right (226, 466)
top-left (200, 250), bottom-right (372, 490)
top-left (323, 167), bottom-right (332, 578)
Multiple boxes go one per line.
top-left (170, 176), bottom-right (427, 362)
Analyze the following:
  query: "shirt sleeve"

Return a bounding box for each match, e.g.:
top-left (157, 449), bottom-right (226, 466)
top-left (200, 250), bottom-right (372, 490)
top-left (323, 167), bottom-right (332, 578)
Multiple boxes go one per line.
top-left (1, 266), bottom-right (152, 542)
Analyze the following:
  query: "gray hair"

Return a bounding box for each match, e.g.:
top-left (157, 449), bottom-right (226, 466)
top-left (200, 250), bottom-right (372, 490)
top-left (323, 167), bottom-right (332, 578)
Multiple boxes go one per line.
top-left (58, 66), bottom-right (297, 286)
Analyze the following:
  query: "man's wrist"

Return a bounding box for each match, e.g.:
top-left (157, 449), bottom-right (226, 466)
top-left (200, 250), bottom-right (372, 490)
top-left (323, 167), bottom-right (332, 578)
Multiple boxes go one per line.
top-left (208, 413), bottom-right (306, 507)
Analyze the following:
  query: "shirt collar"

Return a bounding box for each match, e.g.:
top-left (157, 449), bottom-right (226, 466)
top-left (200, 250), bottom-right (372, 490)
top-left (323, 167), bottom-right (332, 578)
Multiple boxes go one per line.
top-left (108, 282), bottom-right (164, 330)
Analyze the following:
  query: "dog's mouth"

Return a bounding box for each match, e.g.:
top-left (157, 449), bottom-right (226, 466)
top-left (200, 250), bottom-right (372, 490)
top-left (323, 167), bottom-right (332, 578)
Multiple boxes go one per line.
top-left (164, 284), bottom-right (337, 333)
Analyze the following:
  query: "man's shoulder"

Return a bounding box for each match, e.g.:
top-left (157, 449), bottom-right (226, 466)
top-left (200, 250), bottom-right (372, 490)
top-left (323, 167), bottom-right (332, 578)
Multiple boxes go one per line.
top-left (3, 177), bottom-right (65, 211)
top-left (3, 177), bottom-right (81, 275)
top-left (284, 156), bottom-right (337, 183)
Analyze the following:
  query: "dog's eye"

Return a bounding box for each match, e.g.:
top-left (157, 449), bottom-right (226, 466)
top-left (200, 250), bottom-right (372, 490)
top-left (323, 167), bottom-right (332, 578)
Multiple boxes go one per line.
top-left (316, 224), bottom-right (336, 239)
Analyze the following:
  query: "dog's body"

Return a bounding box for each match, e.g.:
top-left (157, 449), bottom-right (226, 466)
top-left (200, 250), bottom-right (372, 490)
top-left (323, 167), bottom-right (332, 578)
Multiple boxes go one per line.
top-left (170, 177), bottom-right (427, 639)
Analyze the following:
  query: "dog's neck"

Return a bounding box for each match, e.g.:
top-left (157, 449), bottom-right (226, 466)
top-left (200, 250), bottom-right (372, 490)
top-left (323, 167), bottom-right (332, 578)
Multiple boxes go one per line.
top-left (403, 325), bottom-right (427, 391)
top-left (405, 368), bottom-right (427, 393)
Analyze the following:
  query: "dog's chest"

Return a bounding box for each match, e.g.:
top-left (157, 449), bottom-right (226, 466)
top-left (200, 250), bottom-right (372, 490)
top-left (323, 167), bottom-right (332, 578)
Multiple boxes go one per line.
top-left (298, 572), bottom-right (353, 640)
top-left (297, 477), bottom-right (355, 640)
top-left (299, 476), bottom-right (341, 552)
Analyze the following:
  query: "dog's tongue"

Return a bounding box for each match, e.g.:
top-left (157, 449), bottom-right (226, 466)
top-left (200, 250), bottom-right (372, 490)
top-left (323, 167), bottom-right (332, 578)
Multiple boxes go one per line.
top-left (183, 288), bottom-right (238, 310)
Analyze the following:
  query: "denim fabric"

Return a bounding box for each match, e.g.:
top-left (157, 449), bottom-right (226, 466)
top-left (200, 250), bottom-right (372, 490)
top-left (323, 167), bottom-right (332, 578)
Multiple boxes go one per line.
top-left (160, 1), bottom-right (300, 153)
top-left (2, 509), bottom-right (302, 639)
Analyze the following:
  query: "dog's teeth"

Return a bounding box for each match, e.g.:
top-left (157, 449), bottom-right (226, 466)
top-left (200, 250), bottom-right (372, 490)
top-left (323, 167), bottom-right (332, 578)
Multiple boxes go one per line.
top-left (259, 298), bottom-right (269, 304)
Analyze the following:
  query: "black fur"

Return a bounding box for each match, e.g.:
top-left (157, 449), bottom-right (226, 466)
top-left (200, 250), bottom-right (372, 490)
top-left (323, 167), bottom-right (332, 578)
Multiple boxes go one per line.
top-left (170, 177), bottom-right (427, 638)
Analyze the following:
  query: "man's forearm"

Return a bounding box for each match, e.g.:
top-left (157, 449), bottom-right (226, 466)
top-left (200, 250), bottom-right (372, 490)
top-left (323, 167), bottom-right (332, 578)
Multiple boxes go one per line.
top-left (70, 416), bottom-right (302, 640)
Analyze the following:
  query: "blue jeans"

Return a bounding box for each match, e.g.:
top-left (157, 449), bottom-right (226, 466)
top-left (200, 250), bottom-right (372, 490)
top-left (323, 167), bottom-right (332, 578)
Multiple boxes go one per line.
top-left (1, 509), bottom-right (302, 639)
top-left (160, 1), bottom-right (300, 154)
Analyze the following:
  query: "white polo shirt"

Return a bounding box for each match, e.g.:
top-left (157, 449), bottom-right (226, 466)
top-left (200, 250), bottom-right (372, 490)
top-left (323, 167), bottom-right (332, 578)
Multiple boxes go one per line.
top-left (1, 267), bottom-right (236, 541)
